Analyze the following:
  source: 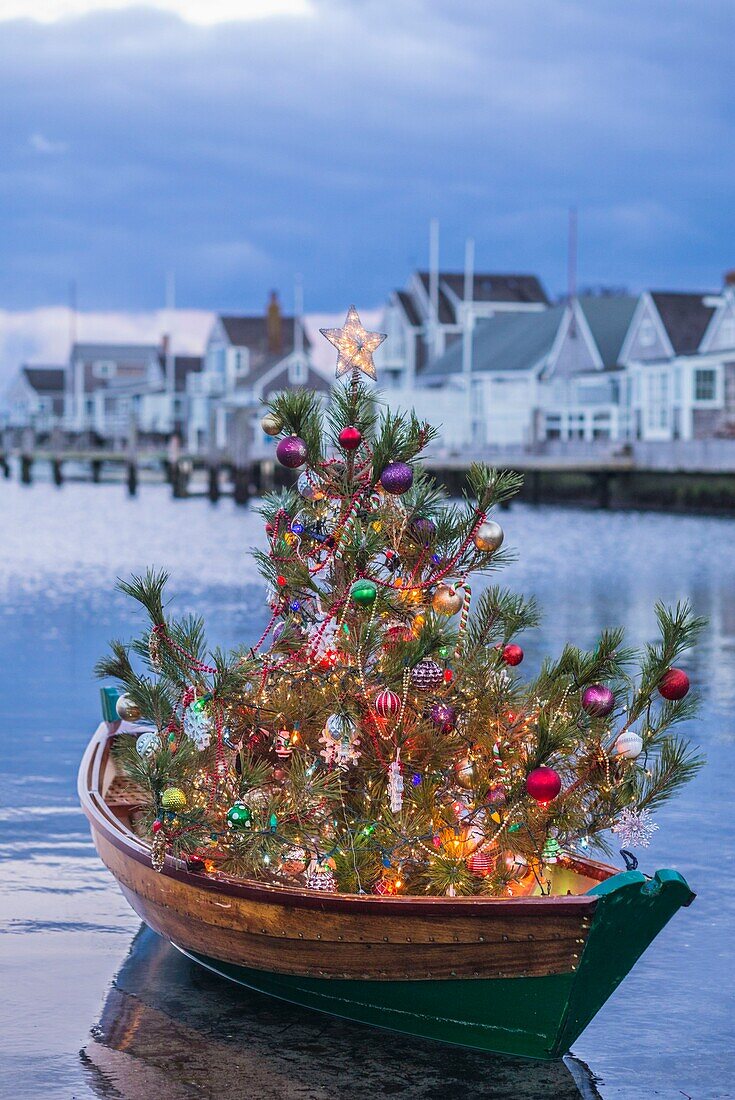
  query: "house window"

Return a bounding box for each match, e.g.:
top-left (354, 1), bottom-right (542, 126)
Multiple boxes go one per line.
top-left (544, 414), bottom-right (562, 440)
top-left (592, 411), bottom-right (611, 440)
top-left (694, 368), bottom-right (716, 401)
top-left (289, 358), bottom-right (307, 384)
top-left (92, 360), bottom-right (117, 379)
top-left (568, 412), bottom-right (585, 440)
top-left (234, 349), bottom-right (249, 376)
top-left (638, 318), bottom-right (656, 348)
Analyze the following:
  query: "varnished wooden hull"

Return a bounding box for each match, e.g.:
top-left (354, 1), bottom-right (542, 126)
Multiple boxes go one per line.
top-left (79, 724), bottom-right (695, 1059)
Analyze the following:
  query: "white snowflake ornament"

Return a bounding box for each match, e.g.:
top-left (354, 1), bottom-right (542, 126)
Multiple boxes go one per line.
top-left (388, 754), bottom-right (404, 813)
top-left (612, 807), bottom-right (659, 849)
top-left (183, 702), bottom-right (214, 750)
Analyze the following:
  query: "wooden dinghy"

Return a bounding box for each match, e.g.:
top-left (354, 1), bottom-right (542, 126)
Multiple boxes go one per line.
top-left (79, 723), bottom-right (695, 1061)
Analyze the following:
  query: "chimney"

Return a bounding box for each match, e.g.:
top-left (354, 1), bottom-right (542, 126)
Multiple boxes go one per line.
top-left (267, 291), bottom-right (283, 354)
top-left (161, 333), bottom-right (170, 358)
top-left (724, 270), bottom-right (735, 287)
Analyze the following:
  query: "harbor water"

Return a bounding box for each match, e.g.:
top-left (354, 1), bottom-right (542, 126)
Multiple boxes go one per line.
top-left (1, 480), bottom-right (733, 1099)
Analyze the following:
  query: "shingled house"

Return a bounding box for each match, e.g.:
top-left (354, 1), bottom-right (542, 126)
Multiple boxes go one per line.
top-left (187, 292), bottom-right (329, 454)
top-left (623, 283), bottom-right (735, 440)
top-left (4, 365), bottom-right (66, 436)
top-left (414, 294), bottom-right (638, 447)
top-left (377, 270), bottom-right (549, 389)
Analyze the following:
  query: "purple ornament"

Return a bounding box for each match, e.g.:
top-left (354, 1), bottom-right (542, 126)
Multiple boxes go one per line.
top-left (411, 658), bottom-right (443, 691)
top-left (430, 702), bottom-right (456, 730)
top-left (276, 435), bottom-right (308, 469)
top-left (413, 517), bottom-right (436, 541)
top-left (380, 461), bottom-right (414, 495)
top-left (581, 683), bottom-right (615, 718)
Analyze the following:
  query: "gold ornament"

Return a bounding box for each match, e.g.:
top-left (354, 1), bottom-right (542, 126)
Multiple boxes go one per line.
top-left (261, 412), bottom-right (283, 436)
top-left (115, 692), bottom-right (141, 722)
top-left (320, 305), bottom-right (387, 381)
top-left (455, 757), bottom-right (476, 789)
top-left (473, 520), bottom-right (504, 553)
top-left (151, 832), bottom-right (166, 873)
top-left (432, 583), bottom-right (464, 616)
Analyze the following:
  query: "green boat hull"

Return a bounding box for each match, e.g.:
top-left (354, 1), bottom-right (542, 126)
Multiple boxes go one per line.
top-left (175, 868), bottom-right (694, 1060)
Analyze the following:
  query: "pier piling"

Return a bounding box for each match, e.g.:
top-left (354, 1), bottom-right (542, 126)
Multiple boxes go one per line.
top-left (126, 462), bottom-right (138, 497)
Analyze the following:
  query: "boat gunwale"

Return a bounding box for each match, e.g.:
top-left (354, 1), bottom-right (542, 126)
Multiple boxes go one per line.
top-left (79, 722), bottom-right (605, 919)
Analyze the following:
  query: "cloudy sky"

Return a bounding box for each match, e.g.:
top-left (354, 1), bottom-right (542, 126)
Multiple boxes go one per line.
top-left (0, 0), bottom-right (733, 373)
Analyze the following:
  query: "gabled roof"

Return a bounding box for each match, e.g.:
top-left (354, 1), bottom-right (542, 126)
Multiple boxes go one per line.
top-left (22, 366), bottom-right (65, 393)
top-left (395, 290), bottom-right (422, 327)
top-left (415, 275), bottom-right (456, 323)
top-left (577, 295), bottom-right (638, 368)
top-left (422, 304), bottom-right (566, 379)
top-left (650, 292), bottom-right (717, 355)
top-left (218, 315), bottom-right (311, 352)
top-left (157, 353), bottom-right (203, 392)
top-left (441, 272), bottom-right (548, 306)
top-left (71, 342), bottom-right (158, 361)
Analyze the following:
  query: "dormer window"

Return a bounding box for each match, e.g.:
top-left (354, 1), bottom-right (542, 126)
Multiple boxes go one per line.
top-left (92, 360), bottom-right (117, 379)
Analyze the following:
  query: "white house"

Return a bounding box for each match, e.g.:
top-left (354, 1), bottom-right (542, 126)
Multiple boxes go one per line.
top-left (187, 293), bottom-right (330, 455)
top-left (377, 270), bottom-right (549, 390)
top-left (624, 283), bottom-right (735, 441)
top-left (4, 365), bottom-right (66, 435)
top-left (385, 294), bottom-right (638, 449)
top-left (65, 342), bottom-right (161, 441)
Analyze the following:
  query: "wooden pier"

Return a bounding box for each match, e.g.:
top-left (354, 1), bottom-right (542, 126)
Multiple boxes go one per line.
top-left (3, 442), bottom-right (735, 513)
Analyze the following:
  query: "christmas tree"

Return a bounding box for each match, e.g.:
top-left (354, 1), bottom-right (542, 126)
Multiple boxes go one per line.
top-left (101, 307), bottom-right (704, 897)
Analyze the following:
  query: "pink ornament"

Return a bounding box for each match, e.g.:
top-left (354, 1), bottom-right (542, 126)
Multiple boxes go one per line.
top-left (338, 426), bottom-right (362, 451)
top-left (276, 435), bottom-right (308, 469)
top-left (375, 688), bottom-right (401, 718)
top-left (502, 644), bottom-right (524, 666)
top-left (526, 766), bottom-right (562, 805)
top-left (658, 667), bottom-right (690, 701)
top-left (380, 461), bottom-right (414, 495)
top-left (581, 684), bottom-right (615, 717)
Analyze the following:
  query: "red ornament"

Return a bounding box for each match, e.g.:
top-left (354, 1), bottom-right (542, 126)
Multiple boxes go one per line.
top-left (265, 522), bottom-right (274, 535)
top-left (276, 575), bottom-right (287, 587)
top-left (502, 644), bottom-right (524, 666)
top-left (526, 766), bottom-right (562, 805)
top-left (443, 669), bottom-right (454, 684)
top-left (152, 819), bottom-right (163, 833)
top-left (467, 849), bottom-right (496, 877)
top-left (374, 688), bottom-right (401, 718)
top-left (658, 667), bottom-right (690, 701)
top-left (338, 426), bottom-right (362, 451)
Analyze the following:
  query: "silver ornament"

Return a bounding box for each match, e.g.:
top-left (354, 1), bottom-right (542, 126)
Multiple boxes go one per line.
top-left (183, 705), bottom-right (214, 750)
top-left (135, 730), bottom-right (161, 758)
top-left (612, 731), bottom-right (644, 760)
top-left (473, 520), bottom-right (504, 553)
top-left (297, 471), bottom-right (324, 501)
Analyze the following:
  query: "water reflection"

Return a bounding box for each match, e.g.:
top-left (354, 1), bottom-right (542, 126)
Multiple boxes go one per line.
top-left (82, 926), bottom-right (603, 1100)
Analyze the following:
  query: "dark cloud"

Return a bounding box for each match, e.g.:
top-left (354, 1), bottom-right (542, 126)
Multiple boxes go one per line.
top-left (0, 0), bottom-right (733, 312)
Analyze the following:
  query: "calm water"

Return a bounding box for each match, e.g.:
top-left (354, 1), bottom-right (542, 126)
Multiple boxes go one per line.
top-left (1, 480), bottom-right (733, 1099)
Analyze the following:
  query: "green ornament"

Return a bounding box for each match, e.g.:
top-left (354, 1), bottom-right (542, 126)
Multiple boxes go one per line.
top-left (438, 645), bottom-right (450, 659)
top-left (227, 801), bottom-right (252, 830)
top-left (542, 836), bottom-right (561, 863)
top-left (268, 812), bottom-right (278, 832)
top-left (168, 731), bottom-right (176, 743)
top-left (351, 579), bottom-right (378, 607)
top-left (508, 823), bottom-right (521, 834)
